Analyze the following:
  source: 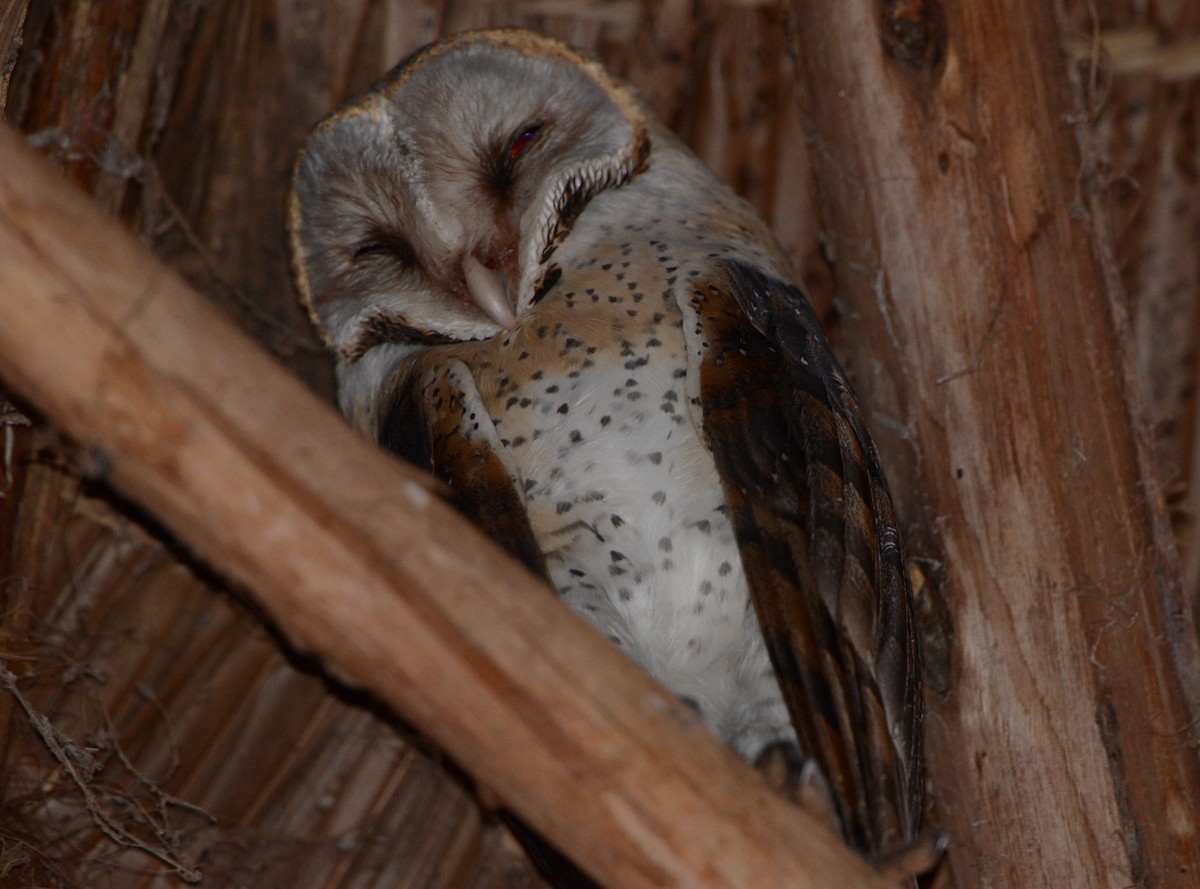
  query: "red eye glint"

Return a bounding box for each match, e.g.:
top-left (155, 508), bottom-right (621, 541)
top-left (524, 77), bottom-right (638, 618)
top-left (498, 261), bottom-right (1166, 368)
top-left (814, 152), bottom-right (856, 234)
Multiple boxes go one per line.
top-left (509, 126), bottom-right (540, 162)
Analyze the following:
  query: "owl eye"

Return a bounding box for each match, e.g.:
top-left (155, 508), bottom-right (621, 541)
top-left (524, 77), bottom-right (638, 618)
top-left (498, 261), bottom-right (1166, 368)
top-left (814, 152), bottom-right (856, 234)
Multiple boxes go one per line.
top-left (353, 242), bottom-right (390, 258)
top-left (489, 123), bottom-right (545, 195)
top-left (352, 234), bottom-right (416, 266)
top-left (507, 123), bottom-right (543, 163)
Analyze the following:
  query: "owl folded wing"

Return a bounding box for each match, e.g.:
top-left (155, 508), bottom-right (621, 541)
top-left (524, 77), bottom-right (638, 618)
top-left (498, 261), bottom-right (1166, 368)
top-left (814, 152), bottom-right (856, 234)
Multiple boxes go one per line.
top-left (378, 355), bottom-right (551, 583)
top-left (680, 259), bottom-right (924, 856)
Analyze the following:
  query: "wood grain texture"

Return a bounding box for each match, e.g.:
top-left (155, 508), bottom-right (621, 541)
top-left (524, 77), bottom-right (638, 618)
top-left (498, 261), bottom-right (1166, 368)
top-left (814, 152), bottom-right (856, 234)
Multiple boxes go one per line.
top-left (0, 122), bottom-right (898, 889)
top-left (1067, 3), bottom-right (1200, 619)
top-left (786, 0), bottom-right (1200, 885)
top-left (1, 452), bottom-right (521, 889)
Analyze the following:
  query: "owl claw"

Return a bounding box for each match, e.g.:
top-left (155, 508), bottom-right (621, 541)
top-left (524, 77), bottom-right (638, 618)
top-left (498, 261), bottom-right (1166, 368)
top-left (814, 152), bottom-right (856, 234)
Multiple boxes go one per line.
top-left (463, 254), bottom-right (517, 329)
top-left (872, 830), bottom-right (948, 881)
top-left (757, 742), bottom-right (946, 881)
top-left (754, 742), bottom-right (841, 835)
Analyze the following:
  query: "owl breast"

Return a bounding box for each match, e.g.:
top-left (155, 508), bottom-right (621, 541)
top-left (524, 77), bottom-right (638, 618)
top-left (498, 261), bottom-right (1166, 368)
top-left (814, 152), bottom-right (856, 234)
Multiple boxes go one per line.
top-left (437, 205), bottom-right (795, 760)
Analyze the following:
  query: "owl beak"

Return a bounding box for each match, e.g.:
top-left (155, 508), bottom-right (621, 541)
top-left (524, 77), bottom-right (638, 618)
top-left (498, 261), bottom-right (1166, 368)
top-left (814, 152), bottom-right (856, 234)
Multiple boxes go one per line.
top-left (462, 254), bottom-right (517, 329)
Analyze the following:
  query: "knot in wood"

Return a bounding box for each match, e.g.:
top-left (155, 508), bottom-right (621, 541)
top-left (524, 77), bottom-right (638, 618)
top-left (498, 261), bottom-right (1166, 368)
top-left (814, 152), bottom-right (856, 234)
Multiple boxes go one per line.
top-left (880, 0), bottom-right (946, 77)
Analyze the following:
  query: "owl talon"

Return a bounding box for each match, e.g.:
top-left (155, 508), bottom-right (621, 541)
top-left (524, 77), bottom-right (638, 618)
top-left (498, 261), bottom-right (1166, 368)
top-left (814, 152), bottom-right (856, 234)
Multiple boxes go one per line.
top-left (871, 830), bottom-right (948, 881)
top-left (754, 742), bottom-right (841, 835)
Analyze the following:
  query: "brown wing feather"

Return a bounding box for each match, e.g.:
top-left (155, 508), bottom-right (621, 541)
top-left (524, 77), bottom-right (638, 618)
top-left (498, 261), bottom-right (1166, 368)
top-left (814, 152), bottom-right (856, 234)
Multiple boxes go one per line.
top-left (377, 353), bottom-right (550, 582)
top-left (376, 353), bottom-right (595, 887)
top-left (690, 260), bottom-right (923, 855)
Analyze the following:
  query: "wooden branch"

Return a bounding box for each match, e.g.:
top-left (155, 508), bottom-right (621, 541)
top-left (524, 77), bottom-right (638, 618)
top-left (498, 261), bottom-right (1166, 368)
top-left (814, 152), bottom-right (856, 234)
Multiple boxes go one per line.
top-left (787, 1), bottom-right (1200, 885)
top-left (0, 123), bottom-right (900, 889)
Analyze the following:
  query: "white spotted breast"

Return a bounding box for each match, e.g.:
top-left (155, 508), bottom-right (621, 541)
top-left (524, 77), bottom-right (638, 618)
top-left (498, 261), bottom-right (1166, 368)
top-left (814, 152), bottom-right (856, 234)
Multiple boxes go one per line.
top-left (442, 179), bottom-right (796, 758)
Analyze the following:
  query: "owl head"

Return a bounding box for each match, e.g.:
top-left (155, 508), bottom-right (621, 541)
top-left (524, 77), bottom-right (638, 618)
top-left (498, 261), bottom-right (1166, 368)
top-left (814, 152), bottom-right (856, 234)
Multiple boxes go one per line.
top-left (288, 30), bottom-right (649, 428)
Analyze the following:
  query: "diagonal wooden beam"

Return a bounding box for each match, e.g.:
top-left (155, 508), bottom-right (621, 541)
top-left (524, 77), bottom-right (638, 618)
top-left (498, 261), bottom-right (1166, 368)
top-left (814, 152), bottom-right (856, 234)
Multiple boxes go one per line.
top-left (0, 122), bottom-right (898, 889)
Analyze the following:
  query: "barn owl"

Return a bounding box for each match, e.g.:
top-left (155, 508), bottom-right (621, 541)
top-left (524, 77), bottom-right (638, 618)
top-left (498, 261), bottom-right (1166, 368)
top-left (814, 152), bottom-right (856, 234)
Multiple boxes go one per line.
top-left (288, 28), bottom-right (924, 874)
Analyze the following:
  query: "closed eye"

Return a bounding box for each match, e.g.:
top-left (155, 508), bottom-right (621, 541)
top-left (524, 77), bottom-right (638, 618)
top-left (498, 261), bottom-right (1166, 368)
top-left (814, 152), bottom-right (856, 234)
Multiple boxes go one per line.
top-left (352, 234), bottom-right (416, 266)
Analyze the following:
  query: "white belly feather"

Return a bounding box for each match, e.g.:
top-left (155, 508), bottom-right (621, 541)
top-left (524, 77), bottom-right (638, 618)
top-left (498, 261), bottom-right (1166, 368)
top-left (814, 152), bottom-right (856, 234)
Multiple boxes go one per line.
top-left (493, 312), bottom-right (795, 760)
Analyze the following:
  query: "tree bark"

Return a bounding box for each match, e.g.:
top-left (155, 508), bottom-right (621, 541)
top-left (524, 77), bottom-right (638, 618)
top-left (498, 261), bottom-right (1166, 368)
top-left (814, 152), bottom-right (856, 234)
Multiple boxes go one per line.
top-left (1075, 8), bottom-right (1200, 618)
top-left (787, 1), bottom-right (1200, 886)
top-left (0, 122), bottom-right (899, 889)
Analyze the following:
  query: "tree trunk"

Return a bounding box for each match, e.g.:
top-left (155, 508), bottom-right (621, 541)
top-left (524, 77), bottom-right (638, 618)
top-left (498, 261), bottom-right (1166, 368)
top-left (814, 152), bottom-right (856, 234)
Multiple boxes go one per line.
top-left (786, 1), bottom-right (1200, 885)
